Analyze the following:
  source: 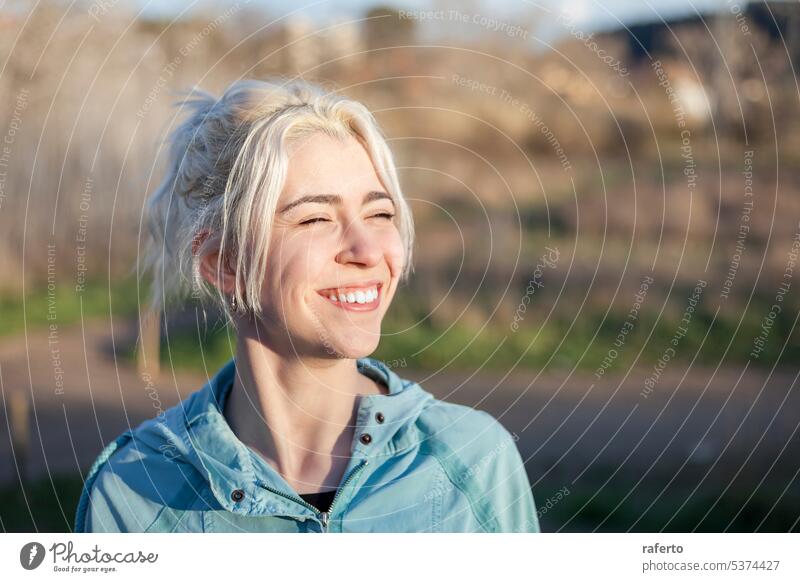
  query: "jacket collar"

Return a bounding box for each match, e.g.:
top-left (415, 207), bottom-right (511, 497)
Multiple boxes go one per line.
top-left (177, 356), bottom-right (433, 517)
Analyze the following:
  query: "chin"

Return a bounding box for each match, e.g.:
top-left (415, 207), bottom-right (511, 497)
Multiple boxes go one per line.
top-left (323, 334), bottom-right (380, 360)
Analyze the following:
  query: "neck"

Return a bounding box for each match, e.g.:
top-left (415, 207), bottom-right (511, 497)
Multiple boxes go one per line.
top-left (223, 327), bottom-right (387, 494)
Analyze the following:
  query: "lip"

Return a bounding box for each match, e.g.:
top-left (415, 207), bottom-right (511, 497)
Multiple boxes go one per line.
top-left (317, 281), bottom-right (383, 312)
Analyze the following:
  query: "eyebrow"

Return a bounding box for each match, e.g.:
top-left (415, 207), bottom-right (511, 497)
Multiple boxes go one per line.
top-left (278, 190), bottom-right (395, 215)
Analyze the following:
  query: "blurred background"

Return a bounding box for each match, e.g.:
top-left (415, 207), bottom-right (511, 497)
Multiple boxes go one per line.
top-left (0, 0), bottom-right (798, 532)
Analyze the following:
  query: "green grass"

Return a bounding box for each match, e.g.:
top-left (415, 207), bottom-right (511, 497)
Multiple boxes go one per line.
top-left (5, 274), bottom-right (796, 374)
top-left (0, 275), bottom-right (143, 338)
top-left (536, 475), bottom-right (800, 532)
top-left (159, 314), bottom-right (237, 373)
top-left (145, 292), bottom-right (800, 374)
top-left (0, 475), bottom-right (84, 533)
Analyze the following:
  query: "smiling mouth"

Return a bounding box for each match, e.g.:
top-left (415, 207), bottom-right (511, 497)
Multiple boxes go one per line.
top-left (316, 282), bottom-right (383, 312)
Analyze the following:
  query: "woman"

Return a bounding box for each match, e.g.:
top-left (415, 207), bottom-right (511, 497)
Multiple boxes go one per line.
top-left (74, 78), bottom-right (540, 533)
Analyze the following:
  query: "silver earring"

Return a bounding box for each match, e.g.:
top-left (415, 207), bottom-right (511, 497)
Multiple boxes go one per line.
top-left (229, 294), bottom-right (237, 311)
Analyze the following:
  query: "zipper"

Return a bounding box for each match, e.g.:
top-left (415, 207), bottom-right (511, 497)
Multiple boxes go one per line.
top-left (318, 458), bottom-right (369, 533)
top-left (319, 510), bottom-right (330, 532)
top-left (256, 458), bottom-right (369, 533)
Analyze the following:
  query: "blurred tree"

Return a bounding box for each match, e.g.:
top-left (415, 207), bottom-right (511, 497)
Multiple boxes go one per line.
top-left (364, 6), bottom-right (416, 53)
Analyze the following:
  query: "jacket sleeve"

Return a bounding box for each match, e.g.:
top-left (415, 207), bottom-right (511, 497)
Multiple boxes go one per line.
top-left (495, 429), bottom-right (541, 533)
top-left (479, 412), bottom-right (541, 533)
top-left (420, 404), bottom-right (542, 533)
top-left (74, 431), bottom-right (134, 533)
top-left (74, 432), bottom-right (166, 533)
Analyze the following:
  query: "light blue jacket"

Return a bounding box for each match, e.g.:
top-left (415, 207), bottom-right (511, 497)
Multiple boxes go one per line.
top-left (74, 357), bottom-right (540, 532)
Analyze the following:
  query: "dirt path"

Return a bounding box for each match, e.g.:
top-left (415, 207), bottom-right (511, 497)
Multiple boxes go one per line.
top-left (0, 318), bottom-right (207, 484)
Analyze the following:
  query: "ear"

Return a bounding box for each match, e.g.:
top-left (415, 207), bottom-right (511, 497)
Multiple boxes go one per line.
top-left (192, 229), bottom-right (237, 296)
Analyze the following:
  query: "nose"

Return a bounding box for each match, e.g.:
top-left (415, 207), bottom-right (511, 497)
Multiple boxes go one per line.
top-left (335, 218), bottom-right (382, 267)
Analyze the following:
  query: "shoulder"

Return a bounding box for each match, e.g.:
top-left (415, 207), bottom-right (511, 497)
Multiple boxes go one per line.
top-left (416, 398), bottom-right (519, 459)
top-left (414, 399), bottom-right (539, 532)
top-left (74, 404), bottom-right (206, 533)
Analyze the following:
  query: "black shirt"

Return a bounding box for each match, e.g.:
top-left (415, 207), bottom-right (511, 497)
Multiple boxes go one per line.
top-left (299, 489), bottom-right (337, 513)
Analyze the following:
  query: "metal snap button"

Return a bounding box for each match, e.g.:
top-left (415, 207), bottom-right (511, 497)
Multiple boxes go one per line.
top-left (231, 489), bottom-right (245, 502)
top-left (375, 412), bottom-right (385, 424)
top-left (359, 433), bottom-right (373, 445)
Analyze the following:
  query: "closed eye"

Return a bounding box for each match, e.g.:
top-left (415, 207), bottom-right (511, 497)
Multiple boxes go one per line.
top-left (301, 213), bottom-right (395, 226)
top-left (299, 217), bottom-right (331, 225)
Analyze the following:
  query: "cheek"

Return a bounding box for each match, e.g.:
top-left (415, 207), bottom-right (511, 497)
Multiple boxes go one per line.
top-left (265, 232), bottom-right (330, 298)
top-left (384, 230), bottom-right (406, 276)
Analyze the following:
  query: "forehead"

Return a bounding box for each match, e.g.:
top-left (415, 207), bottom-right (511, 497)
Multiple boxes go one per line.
top-left (281, 132), bottom-right (383, 197)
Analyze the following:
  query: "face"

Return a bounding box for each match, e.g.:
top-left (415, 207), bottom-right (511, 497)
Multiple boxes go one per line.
top-left (252, 131), bottom-right (405, 360)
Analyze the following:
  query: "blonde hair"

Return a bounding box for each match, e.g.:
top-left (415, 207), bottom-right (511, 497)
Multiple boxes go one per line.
top-left (142, 77), bottom-right (415, 321)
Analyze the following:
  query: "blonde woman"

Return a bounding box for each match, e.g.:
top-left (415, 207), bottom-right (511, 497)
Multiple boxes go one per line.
top-left (74, 78), bottom-right (540, 533)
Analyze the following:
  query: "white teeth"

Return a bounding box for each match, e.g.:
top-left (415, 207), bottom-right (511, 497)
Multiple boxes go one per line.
top-left (325, 286), bottom-right (379, 304)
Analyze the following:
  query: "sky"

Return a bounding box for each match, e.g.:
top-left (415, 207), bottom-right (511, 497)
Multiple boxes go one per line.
top-left (133, 0), bottom-right (761, 47)
top-left (136, 0), bottom-right (745, 29)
